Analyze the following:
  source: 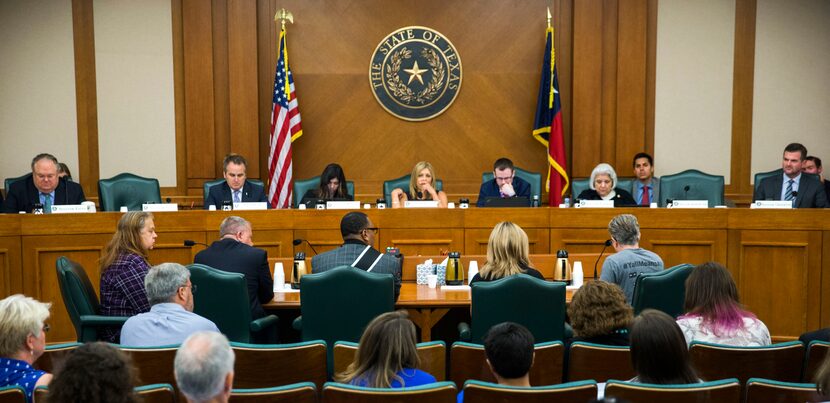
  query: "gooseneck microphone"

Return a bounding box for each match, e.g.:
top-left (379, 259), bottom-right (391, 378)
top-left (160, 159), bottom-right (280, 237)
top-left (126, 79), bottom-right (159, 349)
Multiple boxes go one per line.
top-left (293, 238), bottom-right (319, 255)
top-left (593, 239), bottom-right (613, 280)
top-left (183, 240), bottom-right (209, 247)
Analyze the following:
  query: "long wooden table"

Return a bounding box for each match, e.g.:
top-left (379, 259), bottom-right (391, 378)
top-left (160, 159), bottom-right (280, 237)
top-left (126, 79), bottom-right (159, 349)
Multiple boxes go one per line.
top-left (0, 208), bottom-right (827, 343)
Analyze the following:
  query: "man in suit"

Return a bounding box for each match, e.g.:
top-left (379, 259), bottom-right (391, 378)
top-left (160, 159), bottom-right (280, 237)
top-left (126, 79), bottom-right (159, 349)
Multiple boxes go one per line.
top-left (631, 152), bottom-right (660, 206)
top-left (803, 155), bottom-right (830, 199)
top-left (204, 153), bottom-right (268, 209)
top-left (194, 216), bottom-right (274, 320)
top-left (311, 212), bottom-right (401, 300)
top-left (3, 153), bottom-right (85, 213)
top-left (476, 158), bottom-right (532, 207)
top-left (753, 143), bottom-right (828, 208)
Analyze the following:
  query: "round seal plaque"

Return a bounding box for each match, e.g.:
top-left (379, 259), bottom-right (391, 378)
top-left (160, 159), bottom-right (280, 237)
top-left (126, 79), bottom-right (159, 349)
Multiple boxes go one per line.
top-left (369, 26), bottom-right (462, 121)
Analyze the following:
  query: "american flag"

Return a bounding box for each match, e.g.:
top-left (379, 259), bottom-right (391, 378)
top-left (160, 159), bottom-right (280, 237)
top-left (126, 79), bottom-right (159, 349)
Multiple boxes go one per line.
top-left (268, 26), bottom-right (303, 209)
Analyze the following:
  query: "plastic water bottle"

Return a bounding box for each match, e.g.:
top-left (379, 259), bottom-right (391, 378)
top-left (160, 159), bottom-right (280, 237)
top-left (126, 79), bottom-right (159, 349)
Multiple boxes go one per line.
top-left (531, 195), bottom-right (540, 207)
top-left (564, 197), bottom-right (571, 208)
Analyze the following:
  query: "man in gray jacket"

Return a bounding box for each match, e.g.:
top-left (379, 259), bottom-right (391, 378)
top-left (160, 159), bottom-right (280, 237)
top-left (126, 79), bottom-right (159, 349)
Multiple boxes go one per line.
top-left (600, 214), bottom-right (664, 303)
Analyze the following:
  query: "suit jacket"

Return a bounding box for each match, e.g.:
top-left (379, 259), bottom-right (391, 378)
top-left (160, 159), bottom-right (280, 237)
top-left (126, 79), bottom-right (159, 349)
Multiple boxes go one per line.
top-left (476, 176), bottom-right (532, 207)
top-left (753, 173), bottom-right (829, 208)
top-left (3, 174), bottom-right (86, 213)
top-left (630, 177), bottom-right (660, 205)
top-left (193, 238), bottom-right (274, 319)
top-left (204, 181), bottom-right (268, 210)
top-left (311, 240), bottom-right (402, 300)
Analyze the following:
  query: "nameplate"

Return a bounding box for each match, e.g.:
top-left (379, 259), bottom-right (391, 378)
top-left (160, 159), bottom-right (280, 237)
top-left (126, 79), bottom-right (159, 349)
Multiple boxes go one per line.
top-left (233, 202), bottom-right (268, 211)
top-left (576, 200), bottom-right (614, 208)
top-left (404, 200), bottom-right (440, 208)
top-left (440, 285), bottom-right (471, 291)
top-left (326, 201), bottom-right (361, 210)
top-left (669, 200), bottom-right (709, 209)
top-left (750, 200), bottom-right (793, 209)
top-left (142, 203), bottom-right (179, 212)
top-left (50, 204), bottom-right (95, 214)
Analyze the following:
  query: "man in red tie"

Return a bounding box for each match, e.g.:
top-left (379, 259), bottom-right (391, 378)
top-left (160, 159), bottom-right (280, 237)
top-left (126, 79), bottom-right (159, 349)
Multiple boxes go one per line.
top-left (631, 152), bottom-right (660, 206)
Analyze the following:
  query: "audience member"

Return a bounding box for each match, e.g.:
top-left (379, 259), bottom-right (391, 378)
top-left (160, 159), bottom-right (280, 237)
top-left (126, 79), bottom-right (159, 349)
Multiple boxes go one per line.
top-left (753, 143), bottom-right (828, 208)
top-left (815, 349), bottom-right (830, 399)
top-left (300, 163), bottom-right (353, 206)
top-left (577, 163), bottom-right (636, 206)
top-left (99, 211), bottom-right (156, 342)
top-left (3, 153), bottom-right (85, 213)
top-left (120, 263), bottom-right (219, 346)
top-left (204, 153), bottom-right (267, 210)
top-left (175, 332), bottom-right (235, 403)
top-left (799, 327), bottom-right (830, 346)
top-left (336, 310), bottom-right (436, 388)
top-left (629, 309), bottom-right (699, 384)
top-left (470, 221), bottom-right (543, 285)
top-left (56, 162), bottom-right (72, 181)
top-left (46, 342), bottom-right (138, 403)
top-left (804, 155), bottom-right (830, 199)
top-left (676, 262), bottom-right (770, 347)
top-left (568, 281), bottom-right (633, 347)
top-left (390, 161), bottom-right (448, 208)
top-left (457, 322), bottom-right (535, 402)
top-left (0, 295), bottom-right (52, 403)
top-left (311, 212), bottom-right (401, 300)
top-left (476, 158), bottom-right (532, 207)
top-left (631, 152), bottom-right (659, 205)
top-left (599, 214), bottom-right (663, 303)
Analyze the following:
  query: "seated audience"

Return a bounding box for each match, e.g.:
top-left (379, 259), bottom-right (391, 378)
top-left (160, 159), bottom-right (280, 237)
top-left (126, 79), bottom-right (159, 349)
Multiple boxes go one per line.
top-left (390, 161), bottom-right (448, 208)
top-left (3, 153), bottom-right (86, 214)
top-left (676, 262), bottom-right (770, 347)
top-left (803, 155), bottom-right (830, 199)
top-left (815, 348), bottom-right (830, 399)
top-left (577, 163), bottom-right (636, 206)
top-left (300, 163), bottom-right (353, 205)
top-left (457, 322), bottom-right (535, 403)
top-left (799, 327), bottom-right (830, 346)
top-left (99, 211), bottom-right (156, 342)
top-left (476, 158), bottom-right (532, 207)
top-left (175, 332), bottom-right (235, 403)
top-left (0, 295), bottom-right (52, 403)
top-left (629, 309), bottom-right (699, 384)
top-left (204, 153), bottom-right (268, 210)
top-left (336, 310), bottom-right (436, 388)
top-left (753, 143), bottom-right (828, 208)
top-left (57, 162), bottom-right (72, 181)
top-left (600, 214), bottom-right (663, 303)
top-left (567, 281), bottom-right (633, 347)
top-left (631, 152), bottom-right (659, 205)
top-left (470, 221), bottom-right (543, 285)
top-left (46, 342), bottom-right (138, 403)
top-left (120, 263), bottom-right (219, 346)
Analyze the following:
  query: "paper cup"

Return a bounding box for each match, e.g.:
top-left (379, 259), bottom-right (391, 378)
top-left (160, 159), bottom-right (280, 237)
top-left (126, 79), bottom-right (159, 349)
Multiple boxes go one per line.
top-left (427, 274), bottom-right (438, 289)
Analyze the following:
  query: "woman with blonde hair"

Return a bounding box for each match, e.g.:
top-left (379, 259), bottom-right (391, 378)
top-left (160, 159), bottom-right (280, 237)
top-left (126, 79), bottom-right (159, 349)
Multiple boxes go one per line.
top-left (390, 161), bottom-right (448, 208)
top-left (567, 281), bottom-right (633, 346)
top-left (0, 295), bottom-right (53, 403)
top-left (470, 221), bottom-right (544, 285)
top-left (336, 310), bottom-right (436, 388)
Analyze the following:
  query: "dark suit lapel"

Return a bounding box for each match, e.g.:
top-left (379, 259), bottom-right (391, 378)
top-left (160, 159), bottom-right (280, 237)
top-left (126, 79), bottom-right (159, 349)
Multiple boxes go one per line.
top-left (221, 182), bottom-right (232, 202)
top-left (795, 175), bottom-right (810, 208)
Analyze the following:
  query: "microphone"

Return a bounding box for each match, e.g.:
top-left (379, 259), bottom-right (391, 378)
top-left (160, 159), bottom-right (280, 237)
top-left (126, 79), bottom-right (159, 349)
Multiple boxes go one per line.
top-left (593, 239), bottom-right (613, 280)
top-left (683, 185), bottom-right (690, 199)
top-left (184, 240), bottom-right (209, 247)
top-left (293, 238), bottom-right (319, 255)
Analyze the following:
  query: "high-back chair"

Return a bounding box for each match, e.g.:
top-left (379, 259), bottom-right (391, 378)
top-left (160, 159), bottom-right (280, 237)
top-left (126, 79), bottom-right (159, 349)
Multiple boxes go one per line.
top-left (321, 381), bottom-right (457, 403)
top-left (98, 173), bottom-right (162, 211)
top-left (481, 167), bottom-right (543, 199)
top-left (119, 345), bottom-right (179, 388)
top-left (3, 174), bottom-right (28, 198)
top-left (631, 263), bottom-right (694, 317)
top-left (659, 169), bottom-right (724, 207)
top-left (382, 174), bottom-right (443, 203)
top-left (754, 169), bottom-right (783, 194)
top-left (55, 256), bottom-right (129, 342)
top-left (745, 378), bottom-right (823, 403)
top-left (450, 341), bottom-right (564, 387)
top-left (334, 341), bottom-right (446, 381)
top-left (567, 342), bottom-right (635, 382)
top-left (804, 341), bottom-right (830, 383)
top-left (689, 341), bottom-right (805, 387)
top-left (570, 177), bottom-right (590, 200)
top-left (0, 386), bottom-right (26, 403)
top-left (33, 342), bottom-right (81, 373)
top-left (231, 341), bottom-right (328, 390)
top-left (604, 378), bottom-right (741, 403)
top-left (293, 176), bottom-right (355, 207)
top-left (135, 384), bottom-right (177, 403)
top-left (230, 382), bottom-right (317, 403)
top-left (461, 380), bottom-right (597, 403)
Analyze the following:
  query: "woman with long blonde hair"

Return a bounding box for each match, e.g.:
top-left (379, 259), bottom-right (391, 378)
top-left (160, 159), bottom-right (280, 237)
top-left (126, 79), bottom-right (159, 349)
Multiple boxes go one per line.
top-left (470, 222), bottom-right (544, 285)
top-left (390, 161), bottom-right (448, 208)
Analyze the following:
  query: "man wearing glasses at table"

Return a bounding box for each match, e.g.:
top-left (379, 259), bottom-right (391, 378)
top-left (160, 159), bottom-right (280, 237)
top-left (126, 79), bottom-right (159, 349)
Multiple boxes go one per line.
top-left (476, 158), bottom-right (532, 207)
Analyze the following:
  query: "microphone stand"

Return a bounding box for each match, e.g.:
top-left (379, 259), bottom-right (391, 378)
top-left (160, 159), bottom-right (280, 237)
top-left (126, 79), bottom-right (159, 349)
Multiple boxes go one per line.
top-left (593, 239), bottom-right (613, 279)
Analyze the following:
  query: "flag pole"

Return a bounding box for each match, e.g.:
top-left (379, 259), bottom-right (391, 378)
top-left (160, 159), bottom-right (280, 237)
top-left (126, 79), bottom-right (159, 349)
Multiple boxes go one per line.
top-left (274, 9), bottom-right (294, 102)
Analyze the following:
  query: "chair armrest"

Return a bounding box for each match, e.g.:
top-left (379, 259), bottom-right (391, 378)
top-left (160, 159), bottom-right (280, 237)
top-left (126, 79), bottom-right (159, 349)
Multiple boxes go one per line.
top-left (79, 315), bottom-right (130, 327)
top-left (458, 322), bottom-right (471, 341)
top-left (250, 315), bottom-right (279, 332)
top-left (292, 316), bottom-right (303, 331)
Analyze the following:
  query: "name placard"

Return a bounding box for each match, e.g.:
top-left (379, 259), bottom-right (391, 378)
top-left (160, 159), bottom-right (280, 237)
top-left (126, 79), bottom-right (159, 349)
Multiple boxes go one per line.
top-left (325, 201), bottom-right (361, 210)
top-left (669, 200), bottom-right (709, 209)
top-left (51, 204), bottom-right (95, 214)
top-left (142, 203), bottom-right (179, 212)
top-left (404, 200), bottom-right (440, 208)
top-left (233, 202), bottom-right (268, 211)
top-left (576, 200), bottom-right (614, 208)
top-left (750, 200), bottom-right (793, 209)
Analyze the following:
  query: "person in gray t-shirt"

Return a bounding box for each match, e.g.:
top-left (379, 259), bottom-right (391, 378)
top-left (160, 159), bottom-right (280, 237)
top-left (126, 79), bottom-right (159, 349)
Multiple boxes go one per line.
top-left (599, 214), bottom-right (664, 303)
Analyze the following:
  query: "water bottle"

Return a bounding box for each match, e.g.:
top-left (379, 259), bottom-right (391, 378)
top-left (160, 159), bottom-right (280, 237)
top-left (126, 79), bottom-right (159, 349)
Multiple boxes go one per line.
top-left (564, 197), bottom-right (571, 207)
top-left (531, 195), bottom-right (540, 207)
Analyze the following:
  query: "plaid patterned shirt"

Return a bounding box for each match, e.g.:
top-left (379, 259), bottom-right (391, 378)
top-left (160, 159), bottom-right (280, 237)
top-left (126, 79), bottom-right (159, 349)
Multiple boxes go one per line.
top-left (100, 253), bottom-right (151, 341)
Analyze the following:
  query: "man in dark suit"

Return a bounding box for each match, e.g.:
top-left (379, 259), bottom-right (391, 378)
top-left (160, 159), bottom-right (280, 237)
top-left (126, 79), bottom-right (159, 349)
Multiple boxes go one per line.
top-left (194, 216), bottom-right (274, 320)
top-left (476, 158), bottom-right (532, 207)
top-left (753, 143), bottom-right (828, 208)
top-left (311, 212), bottom-right (401, 300)
top-left (3, 153), bottom-right (85, 213)
top-left (204, 153), bottom-right (268, 209)
top-left (803, 155), bottom-right (830, 200)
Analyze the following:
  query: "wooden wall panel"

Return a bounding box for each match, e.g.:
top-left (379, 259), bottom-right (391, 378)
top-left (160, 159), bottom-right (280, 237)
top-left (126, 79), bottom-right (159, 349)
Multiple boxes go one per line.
top-left (823, 231), bottom-right (830, 329)
top-left (728, 0), bottom-right (757, 198)
top-left (464, 228), bottom-right (550, 255)
top-left (212, 0), bottom-right (231, 171)
top-left (615, 0), bottom-right (648, 164)
top-left (183, 0), bottom-right (217, 179)
top-left (644, 229), bottom-right (727, 268)
top-left (0, 237), bottom-right (22, 296)
top-left (571, 0), bottom-right (604, 177)
top-left (228, 0), bottom-right (261, 178)
top-left (72, 0), bottom-right (100, 197)
top-left (292, 229), bottom-right (345, 257)
top-left (381, 229), bottom-right (464, 257)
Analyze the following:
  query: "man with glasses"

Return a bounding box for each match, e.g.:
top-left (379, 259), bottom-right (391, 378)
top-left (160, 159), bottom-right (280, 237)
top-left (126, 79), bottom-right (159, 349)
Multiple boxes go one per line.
top-left (311, 212), bottom-right (401, 300)
top-left (120, 263), bottom-right (218, 347)
top-left (476, 158), bottom-right (531, 207)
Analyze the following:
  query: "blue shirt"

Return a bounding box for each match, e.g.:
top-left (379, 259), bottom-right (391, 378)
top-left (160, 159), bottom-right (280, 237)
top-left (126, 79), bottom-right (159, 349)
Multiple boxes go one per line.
top-left (780, 172), bottom-right (801, 201)
top-left (634, 181), bottom-right (654, 204)
top-left (351, 368), bottom-right (436, 388)
top-left (120, 302), bottom-right (219, 346)
top-left (0, 358), bottom-right (46, 403)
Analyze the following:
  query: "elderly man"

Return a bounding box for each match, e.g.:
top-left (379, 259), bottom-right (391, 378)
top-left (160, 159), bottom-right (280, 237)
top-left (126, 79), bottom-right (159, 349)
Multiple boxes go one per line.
top-left (754, 143), bottom-right (828, 208)
top-left (476, 158), bottom-right (532, 207)
top-left (120, 263), bottom-right (218, 346)
top-left (3, 153), bottom-right (85, 213)
top-left (175, 332), bottom-right (235, 403)
top-left (631, 152), bottom-right (660, 205)
top-left (204, 153), bottom-right (267, 209)
top-left (600, 214), bottom-right (664, 303)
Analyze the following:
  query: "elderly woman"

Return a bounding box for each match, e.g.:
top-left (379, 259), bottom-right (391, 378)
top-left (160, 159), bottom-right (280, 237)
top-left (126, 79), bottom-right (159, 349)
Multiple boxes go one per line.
top-left (390, 161), bottom-right (448, 208)
top-left (470, 221), bottom-right (544, 285)
top-left (0, 295), bottom-right (53, 403)
top-left (577, 163), bottom-right (636, 206)
top-left (567, 281), bottom-right (633, 347)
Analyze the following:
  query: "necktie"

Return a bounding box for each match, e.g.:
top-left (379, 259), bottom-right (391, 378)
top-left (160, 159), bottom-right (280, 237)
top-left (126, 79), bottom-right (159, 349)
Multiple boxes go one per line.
top-left (42, 193), bottom-right (52, 213)
top-left (640, 186), bottom-right (650, 206)
top-left (234, 190), bottom-right (241, 204)
top-left (784, 179), bottom-right (794, 202)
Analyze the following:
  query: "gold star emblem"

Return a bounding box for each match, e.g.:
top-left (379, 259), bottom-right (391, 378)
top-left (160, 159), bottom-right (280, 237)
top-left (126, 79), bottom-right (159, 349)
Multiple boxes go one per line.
top-left (403, 61), bottom-right (427, 85)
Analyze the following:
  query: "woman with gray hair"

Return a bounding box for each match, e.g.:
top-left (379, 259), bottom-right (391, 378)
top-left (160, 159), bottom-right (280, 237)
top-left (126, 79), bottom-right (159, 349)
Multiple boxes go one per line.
top-left (577, 163), bottom-right (636, 206)
top-left (0, 294), bottom-right (53, 402)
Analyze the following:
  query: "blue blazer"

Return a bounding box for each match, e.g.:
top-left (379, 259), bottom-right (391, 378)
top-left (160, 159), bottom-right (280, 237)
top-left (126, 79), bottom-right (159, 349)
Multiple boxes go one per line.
top-left (476, 176), bottom-right (531, 207)
top-left (204, 181), bottom-right (268, 209)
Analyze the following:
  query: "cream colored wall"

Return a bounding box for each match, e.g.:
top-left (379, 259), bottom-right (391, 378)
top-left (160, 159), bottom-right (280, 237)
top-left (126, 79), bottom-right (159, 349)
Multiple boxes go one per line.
top-left (751, 0), bottom-right (830, 181)
top-left (0, 0), bottom-right (79, 186)
top-left (94, 0), bottom-right (177, 186)
top-left (653, 0), bottom-right (735, 184)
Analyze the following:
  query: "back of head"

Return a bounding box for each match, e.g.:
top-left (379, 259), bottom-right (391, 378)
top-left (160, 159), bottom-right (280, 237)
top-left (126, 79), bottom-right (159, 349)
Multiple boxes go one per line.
top-left (0, 294), bottom-right (51, 357)
top-left (219, 216), bottom-right (250, 238)
top-left (481, 221), bottom-right (530, 280)
top-left (101, 211), bottom-right (153, 270)
top-left (630, 309), bottom-right (697, 384)
top-left (145, 263), bottom-right (191, 306)
top-left (568, 281), bottom-right (633, 338)
top-left (493, 158), bottom-right (515, 172)
top-left (483, 322), bottom-right (535, 380)
top-left (175, 331), bottom-right (235, 402)
top-left (340, 211), bottom-right (369, 238)
top-left (590, 163), bottom-right (618, 189)
top-left (682, 262), bottom-right (751, 335)
top-left (607, 214), bottom-right (640, 246)
top-left (47, 342), bottom-right (138, 403)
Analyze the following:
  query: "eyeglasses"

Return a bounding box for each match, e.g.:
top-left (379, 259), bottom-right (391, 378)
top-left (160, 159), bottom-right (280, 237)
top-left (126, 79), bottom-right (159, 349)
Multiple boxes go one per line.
top-left (180, 284), bottom-right (197, 295)
top-left (362, 227), bottom-right (379, 234)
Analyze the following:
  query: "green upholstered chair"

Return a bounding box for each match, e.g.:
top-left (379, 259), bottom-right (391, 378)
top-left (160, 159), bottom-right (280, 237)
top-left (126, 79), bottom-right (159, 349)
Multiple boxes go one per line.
top-left (98, 172), bottom-right (161, 211)
top-left (567, 342), bottom-right (634, 382)
top-left (571, 177), bottom-right (590, 200)
top-left (134, 384), bottom-right (177, 403)
top-left (187, 263), bottom-right (279, 343)
top-left (481, 167), bottom-right (543, 199)
top-left (203, 178), bottom-right (265, 205)
top-left (118, 345), bottom-right (179, 387)
top-left (231, 341), bottom-right (327, 390)
top-left (334, 341), bottom-right (446, 381)
top-left (689, 341), bottom-right (805, 387)
top-left (804, 341), bottom-right (830, 382)
top-left (321, 381), bottom-right (457, 403)
top-left (382, 174), bottom-right (443, 203)
top-left (33, 386), bottom-right (49, 403)
top-left (33, 342), bottom-right (82, 373)
top-left (293, 176), bottom-right (356, 208)
top-left (3, 173), bottom-right (28, 198)
top-left (659, 169), bottom-right (724, 207)
top-left (0, 386), bottom-right (26, 403)
top-left (462, 379), bottom-right (598, 403)
top-left (631, 263), bottom-right (694, 317)
top-left (450, 341), bottom-right (564, 386)
top-left (55, 256), bottom-right (129, 342)
top-left (754, 168), bottom-right (783, 194)
top-left (604, 378), bottom-right (741, 402)
top-left (617, 177), bottom-right (635, 195)
top-left (459, 274), bottom-right (566, 343)
top-left (745, 378), bottom-right (822, 403)
top-left (230, 382), bottom-right (317, 403)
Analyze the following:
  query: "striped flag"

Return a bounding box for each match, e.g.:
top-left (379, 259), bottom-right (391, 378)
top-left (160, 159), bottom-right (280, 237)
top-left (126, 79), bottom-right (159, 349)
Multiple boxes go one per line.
top-left (268, 26), bottom-right (303, 209)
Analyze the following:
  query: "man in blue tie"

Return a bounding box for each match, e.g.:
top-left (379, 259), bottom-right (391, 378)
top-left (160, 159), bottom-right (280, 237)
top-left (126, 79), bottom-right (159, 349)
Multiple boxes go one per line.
top-left (204, 153), bottom-right (268, 209)
top-left (754, 143), bottom-right (828, 208)
top-left (3, 153), bottom-right (85, 213)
